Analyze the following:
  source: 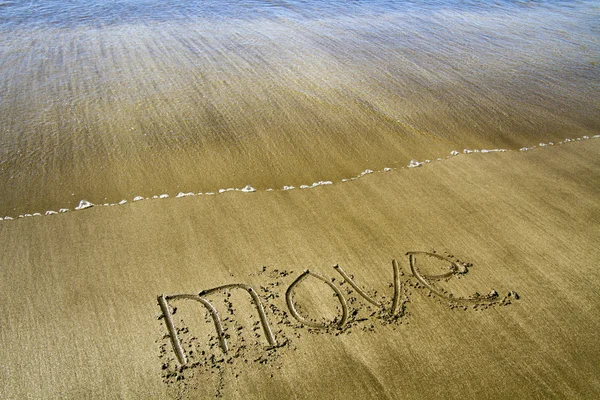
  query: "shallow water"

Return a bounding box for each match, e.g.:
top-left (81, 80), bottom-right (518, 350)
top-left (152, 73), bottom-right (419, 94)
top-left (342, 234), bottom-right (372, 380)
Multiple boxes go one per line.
top-left (0, 0), bottom-right (598, 216)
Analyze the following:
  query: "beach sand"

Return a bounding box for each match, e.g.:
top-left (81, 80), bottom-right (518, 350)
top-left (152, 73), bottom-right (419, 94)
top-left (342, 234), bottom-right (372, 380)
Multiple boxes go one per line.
top-left (1, 138), bottom-right (599, 399)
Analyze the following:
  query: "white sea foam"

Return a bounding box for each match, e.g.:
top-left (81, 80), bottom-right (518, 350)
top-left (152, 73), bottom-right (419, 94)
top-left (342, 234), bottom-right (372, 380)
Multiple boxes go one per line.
top-left (300, 181), bottom-right (333, 189)
top-left (1, 133), bottom-right (598, 223)
top-left (75, 200), bottom-right (94, 210)
top-left (240, 185), bottom-right (256, 193)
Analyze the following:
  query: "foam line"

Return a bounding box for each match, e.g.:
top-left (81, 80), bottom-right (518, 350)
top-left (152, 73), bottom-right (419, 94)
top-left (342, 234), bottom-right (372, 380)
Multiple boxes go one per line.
top-left (75, 200), bottom-right (94, 210)
top-left (1, 134), bottom-right (598, 222)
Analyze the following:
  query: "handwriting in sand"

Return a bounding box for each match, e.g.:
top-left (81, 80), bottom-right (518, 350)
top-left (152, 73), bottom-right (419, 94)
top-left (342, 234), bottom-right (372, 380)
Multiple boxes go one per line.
top-left (156, 251), bottom-right (519, 393)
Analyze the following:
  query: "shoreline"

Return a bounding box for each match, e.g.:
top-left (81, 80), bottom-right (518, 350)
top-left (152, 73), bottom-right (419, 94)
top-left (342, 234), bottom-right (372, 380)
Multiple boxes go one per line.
top-left (2, 133), bottom-right (598, 223)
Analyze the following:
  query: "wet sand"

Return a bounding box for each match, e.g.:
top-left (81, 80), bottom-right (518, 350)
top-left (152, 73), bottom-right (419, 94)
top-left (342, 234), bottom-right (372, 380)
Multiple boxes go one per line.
top-left (1, 138), bottom-right (599, 399)
top-left (1, 4), bottom-right (599, 216)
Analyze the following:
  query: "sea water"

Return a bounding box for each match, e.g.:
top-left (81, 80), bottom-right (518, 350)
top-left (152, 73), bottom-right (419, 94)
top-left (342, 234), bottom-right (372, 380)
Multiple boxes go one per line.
top-left (0, 0), bottom-right (598, 216)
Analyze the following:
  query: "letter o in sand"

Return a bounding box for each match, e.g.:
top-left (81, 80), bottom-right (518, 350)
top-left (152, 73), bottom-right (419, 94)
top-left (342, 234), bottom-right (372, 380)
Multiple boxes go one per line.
top-left (286, 270), bottom-right (348, 329)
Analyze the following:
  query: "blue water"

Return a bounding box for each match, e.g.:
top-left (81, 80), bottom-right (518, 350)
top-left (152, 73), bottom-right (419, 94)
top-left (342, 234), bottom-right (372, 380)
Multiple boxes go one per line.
top-left (0, 0), bottom-right (596, 29)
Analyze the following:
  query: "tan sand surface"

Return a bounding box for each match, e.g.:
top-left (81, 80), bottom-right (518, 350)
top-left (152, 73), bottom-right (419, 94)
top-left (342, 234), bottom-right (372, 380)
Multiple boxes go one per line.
top-left (1, 139), bottom-right (599, 399)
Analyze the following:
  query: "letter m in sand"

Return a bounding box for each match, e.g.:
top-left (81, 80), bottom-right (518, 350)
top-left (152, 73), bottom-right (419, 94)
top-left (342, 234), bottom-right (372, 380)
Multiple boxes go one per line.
top-left (158, 283), bottom-right (278, 365)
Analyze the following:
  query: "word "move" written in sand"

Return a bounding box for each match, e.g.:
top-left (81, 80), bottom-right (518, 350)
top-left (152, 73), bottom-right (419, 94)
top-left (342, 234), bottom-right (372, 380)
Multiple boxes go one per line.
top-left (157, 251), bottom-right (519, 374)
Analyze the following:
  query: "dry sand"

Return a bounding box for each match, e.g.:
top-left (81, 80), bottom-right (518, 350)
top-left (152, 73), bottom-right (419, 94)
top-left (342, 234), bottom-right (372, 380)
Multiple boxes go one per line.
top-left (1, 139), bottom-right (599, 399)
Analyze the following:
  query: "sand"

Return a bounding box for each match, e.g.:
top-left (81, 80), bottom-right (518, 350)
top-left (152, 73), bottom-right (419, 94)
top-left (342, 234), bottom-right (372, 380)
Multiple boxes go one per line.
top-left (1, 138), bottom-right (599, 399)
